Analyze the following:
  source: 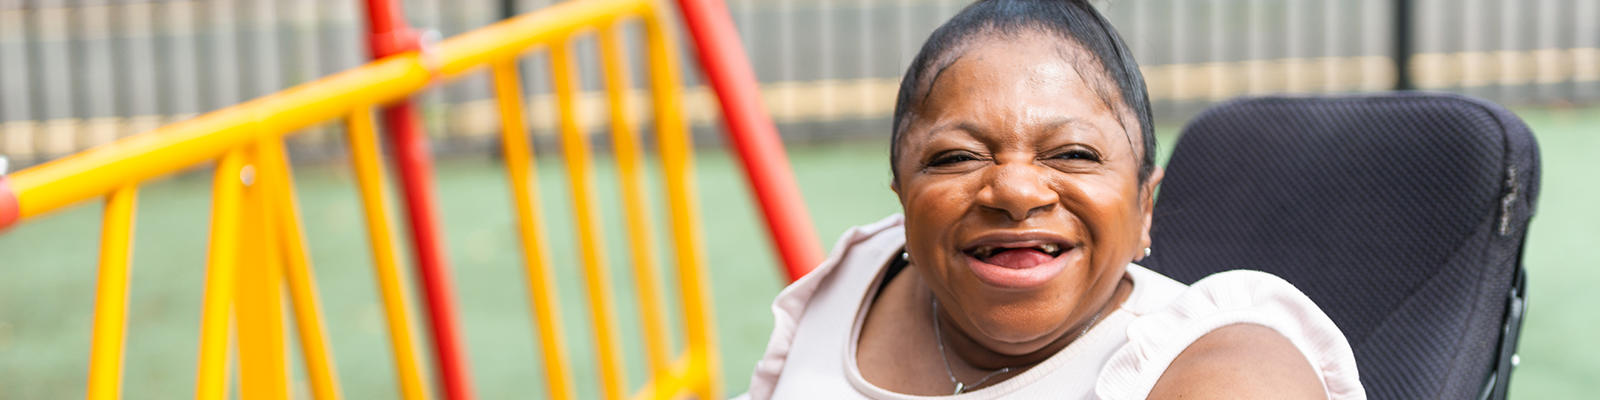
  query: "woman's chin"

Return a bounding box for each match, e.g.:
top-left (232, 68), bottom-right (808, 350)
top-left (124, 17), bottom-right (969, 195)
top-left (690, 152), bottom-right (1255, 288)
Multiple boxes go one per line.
top-left (964, 307), bottom-right (1076, 353)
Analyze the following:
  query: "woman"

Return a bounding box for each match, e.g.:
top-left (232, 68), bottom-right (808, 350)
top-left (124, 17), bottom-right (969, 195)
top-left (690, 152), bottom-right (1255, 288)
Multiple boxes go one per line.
top-left (744, 0), bottom-right (1364, 398)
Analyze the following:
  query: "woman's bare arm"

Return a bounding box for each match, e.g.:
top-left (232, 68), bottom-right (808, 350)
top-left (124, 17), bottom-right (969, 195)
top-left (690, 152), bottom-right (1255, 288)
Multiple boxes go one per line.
top-left (1148, 323), bottom-right (1327, 399)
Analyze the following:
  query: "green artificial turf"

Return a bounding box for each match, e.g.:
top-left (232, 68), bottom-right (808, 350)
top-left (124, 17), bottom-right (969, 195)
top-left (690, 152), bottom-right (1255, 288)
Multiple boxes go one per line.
top-left (1, 106), bottom-right (1595, 398)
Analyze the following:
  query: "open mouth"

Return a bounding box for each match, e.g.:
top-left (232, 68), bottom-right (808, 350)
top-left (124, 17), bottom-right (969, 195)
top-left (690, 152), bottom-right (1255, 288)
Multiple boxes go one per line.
top-left (958, 238), bottom-right (1075, 289)
top-left (964, 242), bottom-right (1068, 269)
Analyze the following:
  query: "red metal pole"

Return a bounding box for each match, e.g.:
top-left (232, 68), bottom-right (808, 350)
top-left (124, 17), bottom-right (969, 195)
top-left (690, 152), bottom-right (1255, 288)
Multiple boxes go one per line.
top-left (360, 1), bottom-right (475, 399)
top-left (674, 0), bottom-right (825, 282)
top-left (0, 176), bottom-right (17, 231)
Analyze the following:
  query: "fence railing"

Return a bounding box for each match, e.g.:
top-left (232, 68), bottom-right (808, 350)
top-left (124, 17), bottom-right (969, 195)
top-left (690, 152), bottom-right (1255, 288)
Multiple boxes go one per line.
top-left (0, 0), bottom-right (723, 398)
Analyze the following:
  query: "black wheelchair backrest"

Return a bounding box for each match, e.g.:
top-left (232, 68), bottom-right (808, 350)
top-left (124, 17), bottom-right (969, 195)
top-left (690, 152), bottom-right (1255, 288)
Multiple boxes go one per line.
top-left (1143, 93), bottom-right (1539, 399)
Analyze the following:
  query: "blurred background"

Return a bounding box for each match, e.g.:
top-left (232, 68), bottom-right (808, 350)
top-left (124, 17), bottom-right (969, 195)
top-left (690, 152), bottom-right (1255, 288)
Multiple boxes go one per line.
top-left (1, 0), bottom-right (1596, 398)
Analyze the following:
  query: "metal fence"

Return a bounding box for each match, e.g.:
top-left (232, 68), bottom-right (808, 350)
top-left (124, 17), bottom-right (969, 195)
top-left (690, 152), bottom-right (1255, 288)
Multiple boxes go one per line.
top-left (2, 0), bottom-right (1597, 167)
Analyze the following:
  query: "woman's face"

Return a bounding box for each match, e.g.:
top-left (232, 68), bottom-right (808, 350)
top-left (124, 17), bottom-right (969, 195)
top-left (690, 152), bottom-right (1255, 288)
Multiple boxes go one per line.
top-left (894, 34), bottom-right (1159, 356)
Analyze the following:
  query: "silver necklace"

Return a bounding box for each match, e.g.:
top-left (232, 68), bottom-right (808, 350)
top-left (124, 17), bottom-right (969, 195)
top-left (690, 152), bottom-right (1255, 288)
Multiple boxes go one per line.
top-left (930, 297), bottom-right (1105, 395)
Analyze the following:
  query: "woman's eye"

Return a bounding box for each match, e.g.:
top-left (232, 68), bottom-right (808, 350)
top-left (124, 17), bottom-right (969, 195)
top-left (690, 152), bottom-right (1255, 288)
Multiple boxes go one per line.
top-left (1052, 149), bottom-right (1100, 162)
top-left (929, 152), bottom-right (980, 167)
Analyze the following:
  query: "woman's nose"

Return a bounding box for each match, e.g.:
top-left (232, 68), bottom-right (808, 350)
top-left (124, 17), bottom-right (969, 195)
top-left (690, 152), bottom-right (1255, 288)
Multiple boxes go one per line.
top-left (977, 163), bottom-right (1057, 221)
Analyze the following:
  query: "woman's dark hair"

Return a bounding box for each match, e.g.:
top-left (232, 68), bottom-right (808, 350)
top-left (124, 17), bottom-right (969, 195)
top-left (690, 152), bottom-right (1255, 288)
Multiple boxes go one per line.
top-left (890, 0), bottom-right (1156, 184)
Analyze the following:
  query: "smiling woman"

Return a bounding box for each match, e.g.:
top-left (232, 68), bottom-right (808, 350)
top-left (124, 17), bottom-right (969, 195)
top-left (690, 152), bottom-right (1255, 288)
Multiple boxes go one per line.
top-left (740, 1), bottom-right (1366, 399)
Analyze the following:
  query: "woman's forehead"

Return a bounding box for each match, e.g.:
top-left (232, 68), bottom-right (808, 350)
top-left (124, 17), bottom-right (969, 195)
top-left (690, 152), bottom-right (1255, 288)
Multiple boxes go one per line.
top-left (917, 39), bottom-right (1121, 132)
top-left (919, 35), bottom-right (1086, 98)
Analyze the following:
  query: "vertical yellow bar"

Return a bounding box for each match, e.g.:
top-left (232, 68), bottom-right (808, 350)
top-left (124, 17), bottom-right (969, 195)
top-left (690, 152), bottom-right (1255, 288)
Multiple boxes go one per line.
top-left (86, 185), bottom-right (137, 400)
top-left (644, 11), bottom-right (722, 400)
top-left (236, 146), bottom-right (289, 400)
top-left (552, 39), bottom-right (627, 400)
top-left (490, 59), bottom-right (576, 400)
top-left (196, 150), bottom-right (245, 400)
top-left (258, 138), bottom-right (343, 400)
top-left (598, 20), bottom-right (674, 388)
top-left (346, 109), bottom-right (431, 400)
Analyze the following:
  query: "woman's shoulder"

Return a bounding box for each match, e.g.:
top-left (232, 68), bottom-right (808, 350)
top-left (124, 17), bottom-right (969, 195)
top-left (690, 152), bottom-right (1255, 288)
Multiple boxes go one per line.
top-left (1100, 267), bottom-right (1366, 399)
top-left (746, 214), bottom-right (906, 400)
top-left (782, 214), bottom-right (906, 296)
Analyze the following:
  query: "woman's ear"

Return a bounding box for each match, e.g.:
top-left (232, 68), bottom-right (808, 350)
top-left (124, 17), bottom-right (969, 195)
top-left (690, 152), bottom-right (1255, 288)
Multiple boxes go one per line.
top-left (1138, 166), bottom-right (1165, 250)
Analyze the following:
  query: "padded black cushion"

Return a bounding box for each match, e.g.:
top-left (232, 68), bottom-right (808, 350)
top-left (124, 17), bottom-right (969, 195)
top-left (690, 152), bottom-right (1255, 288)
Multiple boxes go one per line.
top-left (1143, 93), bottom-right (1539, 399)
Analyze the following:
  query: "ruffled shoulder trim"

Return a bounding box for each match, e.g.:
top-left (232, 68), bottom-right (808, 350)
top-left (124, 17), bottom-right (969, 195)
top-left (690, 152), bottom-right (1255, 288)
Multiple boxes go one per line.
top-left (745, 214), bottom-right (905, 400)
top-left (1095, 270), bottom-right (1366, 399)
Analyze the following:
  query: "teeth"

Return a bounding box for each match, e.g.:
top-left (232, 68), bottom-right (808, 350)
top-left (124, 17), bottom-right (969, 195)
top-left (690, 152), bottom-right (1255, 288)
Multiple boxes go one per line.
top-left (975, 245), bottom-right (996, 258)
top-left (971, 244), bottom-right (1062, 258)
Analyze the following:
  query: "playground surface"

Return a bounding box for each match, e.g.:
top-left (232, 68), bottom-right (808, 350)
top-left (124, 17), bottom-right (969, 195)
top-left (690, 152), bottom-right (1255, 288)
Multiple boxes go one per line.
top-left (2, 105), bottom-right (1597, 398)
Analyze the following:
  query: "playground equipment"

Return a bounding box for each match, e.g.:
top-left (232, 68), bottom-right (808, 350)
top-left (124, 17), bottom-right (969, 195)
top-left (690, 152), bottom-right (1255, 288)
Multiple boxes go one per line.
top-left (0, 0), bottom-right (819, 398)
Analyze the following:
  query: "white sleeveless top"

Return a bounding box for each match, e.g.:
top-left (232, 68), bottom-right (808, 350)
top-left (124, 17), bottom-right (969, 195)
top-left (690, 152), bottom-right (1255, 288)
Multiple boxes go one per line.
top-left (743, 215), bottom-right (1365, 399)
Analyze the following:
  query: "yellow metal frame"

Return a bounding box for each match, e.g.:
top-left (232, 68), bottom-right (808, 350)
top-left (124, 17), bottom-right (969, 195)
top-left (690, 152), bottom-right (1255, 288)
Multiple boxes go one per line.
top-left (347, 109), bottom-right (432, 400)
top-left (85, 185), bottom-right (136, 400)
top-left (195, 150), bottom-right (244, 400)
top-left (1, 0), bottom-right (720, 398)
